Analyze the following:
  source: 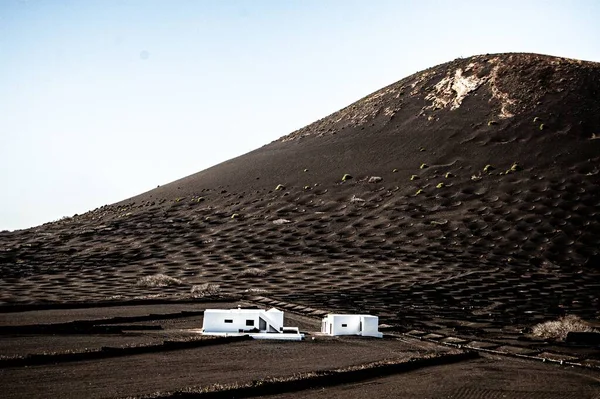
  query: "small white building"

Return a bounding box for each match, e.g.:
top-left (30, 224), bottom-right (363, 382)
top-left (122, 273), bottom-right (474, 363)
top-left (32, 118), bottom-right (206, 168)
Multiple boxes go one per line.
top-left (202, 307), bottom-right (303, 340)
top-left (321, 314), bottom-right (383, 338)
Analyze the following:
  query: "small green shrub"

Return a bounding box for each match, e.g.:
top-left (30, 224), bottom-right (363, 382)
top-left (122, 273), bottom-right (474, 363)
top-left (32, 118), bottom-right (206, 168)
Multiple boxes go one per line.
top-left (488, 120), bottom-right (498, 126)
top-left (414, 188), bottom-right (423, 196)
top-left (410, 174), bottom-right (419, 180)
top-left (275, 184), bottom-right (285, 191)
top-left (392, 168), bottom-right (398, 173)
top-left (507, 162), bottom-right (522, 173)
top-left (539, 123), bottom-right (545, 131)
top-left (342, 174), bottom-right (353, 181)
top-left (533, 116), bottom-right (540, 123)
top-left (436, 182), bottom-right (445, 189)
top-left (419, 147), bottom-right (426, 152)
top-left (231, 213), bottom-right (240, 219)
top-left (445, 172), bottom-right (454, 178)
top-left (419, 163), bottom-right (428, 169)
top-left (483, 164), bottom-right (494, 173)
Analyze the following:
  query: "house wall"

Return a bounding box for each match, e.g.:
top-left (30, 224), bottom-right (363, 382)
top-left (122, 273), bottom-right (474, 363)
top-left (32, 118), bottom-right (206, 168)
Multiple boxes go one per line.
top-left (330, 315), bottom-right (362, 335)
top-left (361, 316), bottom-right (380, 337)
top-left (203, 309), bottom-right (285, 333)
top-left (265, 309), bottom-right (284, 329)
top-left (322, 314), bottom-right (382, 337)
top-left (203, 311), bottom-right (261, 333)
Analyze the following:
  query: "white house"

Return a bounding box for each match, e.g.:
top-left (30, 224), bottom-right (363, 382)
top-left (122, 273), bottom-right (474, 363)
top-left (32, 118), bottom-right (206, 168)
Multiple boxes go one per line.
top-left (201, 307), bottom-right (303, 340)
top-left (321, 314), bottom-right (383, 338)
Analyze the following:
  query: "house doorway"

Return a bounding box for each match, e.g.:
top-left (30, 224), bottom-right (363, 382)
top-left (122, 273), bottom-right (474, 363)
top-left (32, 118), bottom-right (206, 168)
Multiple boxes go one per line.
top-left (259, 317), bottom-right (267, 331)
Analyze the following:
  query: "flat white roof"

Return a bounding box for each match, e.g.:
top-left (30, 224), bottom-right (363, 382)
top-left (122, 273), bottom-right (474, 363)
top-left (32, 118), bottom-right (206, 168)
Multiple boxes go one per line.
top-left (205, 308), bottom-right (282, 314)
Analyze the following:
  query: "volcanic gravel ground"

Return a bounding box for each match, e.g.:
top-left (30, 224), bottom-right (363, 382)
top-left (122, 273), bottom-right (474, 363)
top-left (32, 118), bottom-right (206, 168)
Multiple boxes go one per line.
top-left (1, 53), bottom-right (600, 397)
top-left (267, 355), bottom-right (600, 399)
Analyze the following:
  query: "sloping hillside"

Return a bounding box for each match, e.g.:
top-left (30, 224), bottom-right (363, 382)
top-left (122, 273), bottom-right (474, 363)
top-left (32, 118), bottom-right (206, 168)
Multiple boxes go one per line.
top-left (1, 53), bottom-right (599, 330)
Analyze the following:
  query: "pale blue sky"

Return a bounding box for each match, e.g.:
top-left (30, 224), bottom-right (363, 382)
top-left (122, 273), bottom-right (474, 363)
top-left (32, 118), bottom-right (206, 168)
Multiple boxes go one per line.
top-left (1, 0), bottom-right (599, 231)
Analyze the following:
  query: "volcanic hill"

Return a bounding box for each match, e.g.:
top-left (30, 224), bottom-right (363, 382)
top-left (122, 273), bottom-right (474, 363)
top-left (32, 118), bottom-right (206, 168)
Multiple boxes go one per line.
top-left (1, 53), bottom-right (599, 331)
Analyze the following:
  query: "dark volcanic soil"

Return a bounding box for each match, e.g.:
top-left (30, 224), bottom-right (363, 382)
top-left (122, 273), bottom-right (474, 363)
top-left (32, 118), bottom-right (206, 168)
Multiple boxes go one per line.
top-left (0, 336), bottom-right (447, 399)
top-left (1, 53), bottom-right (599, 322)
top-left (0, 52), bottom-right (599, 397)
top-left (267, 355), bottom-right (600, 399)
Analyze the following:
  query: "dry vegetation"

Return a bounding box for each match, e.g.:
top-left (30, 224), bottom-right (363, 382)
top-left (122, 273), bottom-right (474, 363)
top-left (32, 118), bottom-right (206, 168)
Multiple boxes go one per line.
top-left (190, 283), bottom-right (221, 298)
top-left (136, 274), bottom-right (183, 288)
top-left (237, 268), bottom-right (268, 278)
top-left (531, 315), bottom-right (596, 341)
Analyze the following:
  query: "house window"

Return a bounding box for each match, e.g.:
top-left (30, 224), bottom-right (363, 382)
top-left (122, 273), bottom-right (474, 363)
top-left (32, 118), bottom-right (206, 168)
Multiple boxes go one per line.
top-left (224, 319), bottom-right (233, 323)
top-left (341, 324), bottom-right (348, 327)
top-left (246, 319), bottom-right (255, 326)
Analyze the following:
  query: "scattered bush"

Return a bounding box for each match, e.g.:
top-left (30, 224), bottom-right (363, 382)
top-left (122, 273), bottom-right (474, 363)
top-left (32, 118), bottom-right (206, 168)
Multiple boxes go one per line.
top-left (272, 219), bottom-right (291, 225)
top-left (342, 174), bottom-right (353, 181)
top-left (190, 283), bottom-right (221, 297)
top-left (275, 184), bottom-right (285, 191)
top-left (392, 168), bottom-right (398, 173)
top-left (350, 195), bottom-right (365, 203)
top-left (137, 274), bottom-right (183, 288)
top-left (430, 219), bottom-right (448, 225)
top-left (303, 185), bottom-right (311, 190)
top-left (532, 315), bottom-right (595, 341)
top-left (414, 188), bottom-right (423, 196)
top-left (436, 182), bottom-right (445, 189)
top-left (533, 116), bottom-right (540, 123)
top-left (471, 174), bottom-right (482, 181)
top-left (231, 213), bottom-right (240, 219)
top-left (483, 164), bottom-right (494, 173)
top-left (238, 268), bottom-right (268, 278)
top-left (368, 176), bottom-right (382, 183)
top-left (445, 172), bottom-right (454, 178)
top-left (506, 162), bottom-right (522, 174)
top-left (419, 163), bottom-right (428, 169)
top-left (410, 174), bottom-right (419, 180)
top-left (539, 123), bottom-right (545, 131)
top-left (419, 147), bottom-right (426, 152)
top-left (488, 120), bottom-right (498, 126)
